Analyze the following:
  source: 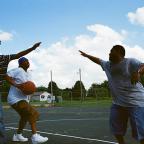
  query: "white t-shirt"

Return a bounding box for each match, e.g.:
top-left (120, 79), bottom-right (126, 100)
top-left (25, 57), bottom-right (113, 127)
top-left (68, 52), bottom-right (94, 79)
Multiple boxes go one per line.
top-left (7, 67), bottom-right (31, 105)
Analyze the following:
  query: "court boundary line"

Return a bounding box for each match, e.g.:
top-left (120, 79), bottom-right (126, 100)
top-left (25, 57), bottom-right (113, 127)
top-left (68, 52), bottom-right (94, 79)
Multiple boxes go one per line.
top-left (5, 118), bottom-right (108, 126)
top-left (6, 126), bottom-right (118, 144)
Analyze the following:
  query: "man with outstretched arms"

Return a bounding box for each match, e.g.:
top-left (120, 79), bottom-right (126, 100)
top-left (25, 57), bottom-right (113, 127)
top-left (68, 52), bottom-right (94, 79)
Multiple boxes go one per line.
top-left (79, 45), bottom-right (144, 144)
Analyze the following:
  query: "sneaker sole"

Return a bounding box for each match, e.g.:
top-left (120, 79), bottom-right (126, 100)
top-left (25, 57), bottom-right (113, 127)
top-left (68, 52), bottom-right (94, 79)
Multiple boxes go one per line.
top-left (13, 139), bottom-right (28, 142)
top-left (32, 139), bottom-right (48, 144)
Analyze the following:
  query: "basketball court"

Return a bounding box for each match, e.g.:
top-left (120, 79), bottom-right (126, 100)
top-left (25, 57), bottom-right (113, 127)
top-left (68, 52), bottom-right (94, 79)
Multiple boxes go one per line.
top-left (4, 105), bottom-right (138, 144)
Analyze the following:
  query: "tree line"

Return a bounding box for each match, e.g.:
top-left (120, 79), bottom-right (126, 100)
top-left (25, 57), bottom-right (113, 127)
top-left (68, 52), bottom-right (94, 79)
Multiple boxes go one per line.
top-left (2, 76), bottom-right (144, 102)
top-left (37, 80), bottom-right (111, 101)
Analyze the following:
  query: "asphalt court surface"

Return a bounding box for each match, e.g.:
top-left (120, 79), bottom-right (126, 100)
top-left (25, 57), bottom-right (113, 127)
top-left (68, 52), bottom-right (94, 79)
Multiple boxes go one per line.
top-left (3, 106), bottom-right (138, 144)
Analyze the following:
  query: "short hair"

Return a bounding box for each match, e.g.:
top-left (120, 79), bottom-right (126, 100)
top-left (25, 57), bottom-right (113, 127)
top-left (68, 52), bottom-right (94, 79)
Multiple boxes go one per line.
top-left (112, 45), bottom-right (125, 57)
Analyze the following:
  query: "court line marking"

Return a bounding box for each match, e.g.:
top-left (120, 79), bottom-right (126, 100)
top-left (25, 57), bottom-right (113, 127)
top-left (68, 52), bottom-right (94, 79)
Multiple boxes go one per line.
top-left (40, 111), bottom-right (109, 114)
top-left (6, 126), bottom-right (118, 144)
top-left (5, 118), bottom-right (108, 126)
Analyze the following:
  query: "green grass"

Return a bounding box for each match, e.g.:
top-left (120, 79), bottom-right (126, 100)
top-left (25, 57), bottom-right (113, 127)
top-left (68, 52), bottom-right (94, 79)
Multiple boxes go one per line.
top-left (55, 99), bottom-right (112, 107)
top-left (1, 99), bottom-right (112, 108)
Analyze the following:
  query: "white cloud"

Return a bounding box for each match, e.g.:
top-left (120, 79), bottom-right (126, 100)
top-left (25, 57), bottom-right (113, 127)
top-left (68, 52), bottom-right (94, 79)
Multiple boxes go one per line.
top-left (7, 24), bottom-right (144, 89)
top-left (127, 7), bottom-right (144, 26)
top-left (0, 31), bottom-right (13, 41)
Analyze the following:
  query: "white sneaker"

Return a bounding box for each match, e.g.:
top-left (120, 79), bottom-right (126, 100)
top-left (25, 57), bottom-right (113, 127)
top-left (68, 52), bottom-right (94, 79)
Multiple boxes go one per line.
top-left (31, 133), bottom-right (48, 144)
top-left (12, 133), bottom-right (28, 142)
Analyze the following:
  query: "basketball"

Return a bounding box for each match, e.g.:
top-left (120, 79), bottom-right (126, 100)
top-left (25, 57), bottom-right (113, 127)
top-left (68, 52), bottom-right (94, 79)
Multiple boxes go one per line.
top-left (20, 81), bottom-right (36, 95)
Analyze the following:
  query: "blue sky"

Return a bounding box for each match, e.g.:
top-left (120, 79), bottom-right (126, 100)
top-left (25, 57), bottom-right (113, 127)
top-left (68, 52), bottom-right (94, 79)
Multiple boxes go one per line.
top-left (1, 0), bottom-right (144, 52)
top-left (1, 0), bottom-right (144, 88)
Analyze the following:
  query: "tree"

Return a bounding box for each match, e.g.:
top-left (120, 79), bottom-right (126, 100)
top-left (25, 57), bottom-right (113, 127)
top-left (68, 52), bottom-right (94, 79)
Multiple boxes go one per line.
top-left (47, 81), bottom-right (61, 96)
top-left (87, 80), bottom-right (111, 100)
top-left (87, 83), bottom-right (97, 97)
top-left (72, 80), bottom-right (86, 100)
top-left (36, 86), bottom-right (47, 92)
top-left (100, 80), bottom-right (109, 88)
top-left (61, 88), bottom-right (72, 100)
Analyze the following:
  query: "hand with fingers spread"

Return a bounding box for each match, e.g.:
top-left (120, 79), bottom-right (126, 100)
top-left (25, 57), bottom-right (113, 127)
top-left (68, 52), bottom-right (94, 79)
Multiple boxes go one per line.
top-left (32, 42), bottom-right (41, 50)
top-left (79, 50), bottom-right (88, 57)
top-left (79, 50), bottom-right (101, 65)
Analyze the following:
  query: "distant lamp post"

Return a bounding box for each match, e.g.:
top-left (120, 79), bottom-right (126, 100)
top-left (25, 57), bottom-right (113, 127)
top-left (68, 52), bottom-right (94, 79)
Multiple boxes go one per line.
top-left (50, 70), bottom-right (54, 105)
top-left (79, 68), bottom-right (83, 102)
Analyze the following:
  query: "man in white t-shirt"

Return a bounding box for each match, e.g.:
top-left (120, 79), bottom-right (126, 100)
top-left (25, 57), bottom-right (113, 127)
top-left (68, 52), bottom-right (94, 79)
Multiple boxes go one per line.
top-left (5, 57), bottom-right (48, 144)
top-left (0, 42), bottom-right (41, 143)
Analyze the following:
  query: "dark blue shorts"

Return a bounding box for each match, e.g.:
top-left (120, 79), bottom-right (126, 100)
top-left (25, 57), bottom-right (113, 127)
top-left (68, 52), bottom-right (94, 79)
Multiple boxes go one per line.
top-left (110, 104), bottom-right (144, 141)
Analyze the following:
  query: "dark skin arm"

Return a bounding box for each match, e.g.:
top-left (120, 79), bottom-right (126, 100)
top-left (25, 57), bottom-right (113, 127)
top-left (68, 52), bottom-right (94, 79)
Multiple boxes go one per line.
top-left (5, 74), bottom-right (18, 87)
top-left (79, 50), bottom-right (101, 65)
top-left (131, 64), bottom-right (144, 84)
top-left (5, 74), bottom-right (23, 89)
top-left (11, 42), bottom-right (41, 60)
top-left (5, 42), bottom-right (41, 89)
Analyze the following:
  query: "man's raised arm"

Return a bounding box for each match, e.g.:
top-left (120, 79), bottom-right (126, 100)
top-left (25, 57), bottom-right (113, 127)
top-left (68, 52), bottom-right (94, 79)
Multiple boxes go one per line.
top-left (11, 42), bottom-right (41, 60)
top-left (79, 50), bottom-right (101, 65)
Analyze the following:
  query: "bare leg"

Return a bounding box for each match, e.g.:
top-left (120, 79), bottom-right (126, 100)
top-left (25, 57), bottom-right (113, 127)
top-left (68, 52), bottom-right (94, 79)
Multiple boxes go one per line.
top-left (30, 122), bottom-right (37, 134)
top-left (115, 135), bottom-right (125, 144)
top-left (17, 118), bottom-right (27, 134)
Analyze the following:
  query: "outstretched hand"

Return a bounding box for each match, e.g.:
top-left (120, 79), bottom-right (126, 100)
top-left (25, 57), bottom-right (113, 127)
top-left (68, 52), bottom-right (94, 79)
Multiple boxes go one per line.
top-left (32, 42), bottom-right (42, 49)
top-left (79, 50), bottom-right (88, 57)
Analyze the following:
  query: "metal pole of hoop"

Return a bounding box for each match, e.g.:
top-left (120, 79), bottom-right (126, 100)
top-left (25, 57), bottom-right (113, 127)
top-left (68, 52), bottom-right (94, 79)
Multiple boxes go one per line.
top-left (50, 70), bottom-right (54, 106)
